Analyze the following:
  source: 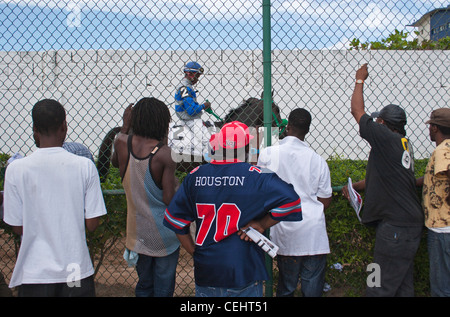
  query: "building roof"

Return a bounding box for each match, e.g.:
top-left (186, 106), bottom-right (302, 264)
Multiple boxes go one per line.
top-left (408, 5), bottom-right (449, 27)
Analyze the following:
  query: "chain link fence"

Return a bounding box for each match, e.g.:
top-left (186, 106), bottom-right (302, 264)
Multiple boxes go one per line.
top-left (0, 1), bottom-right (448, 296)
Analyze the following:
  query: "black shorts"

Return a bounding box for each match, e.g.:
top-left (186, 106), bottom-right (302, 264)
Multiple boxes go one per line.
top-left (18, 275), bottom-right (95, 297)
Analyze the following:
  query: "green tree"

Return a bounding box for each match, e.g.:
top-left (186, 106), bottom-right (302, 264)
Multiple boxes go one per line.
top-left (350, 29), bottom-right (449, 50)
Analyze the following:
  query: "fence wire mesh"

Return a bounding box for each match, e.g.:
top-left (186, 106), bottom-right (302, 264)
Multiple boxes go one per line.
top-left (0, 1), bottom-right (448, 297)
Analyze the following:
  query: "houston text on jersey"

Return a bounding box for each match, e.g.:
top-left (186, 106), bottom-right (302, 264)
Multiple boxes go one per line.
top-left (194, 176), bottom-right (245, 187)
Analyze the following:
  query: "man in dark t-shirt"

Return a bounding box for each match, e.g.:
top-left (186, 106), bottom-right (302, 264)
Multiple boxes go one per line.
top-left (346, 64), bottom-right (424, 297)
top-left (359, 112), bottom-right (423, 226)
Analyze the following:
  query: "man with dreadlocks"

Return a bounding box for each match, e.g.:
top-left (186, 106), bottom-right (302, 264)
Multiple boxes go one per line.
top-left (112, 97), bottom-right (180, 297)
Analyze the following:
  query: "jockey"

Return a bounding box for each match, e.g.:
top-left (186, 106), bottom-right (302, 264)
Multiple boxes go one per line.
top-left (174, 61), bottom-right (212, 122)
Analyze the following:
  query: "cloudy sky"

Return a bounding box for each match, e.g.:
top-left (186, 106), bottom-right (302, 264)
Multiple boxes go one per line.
top-left (0, 0), bottom-right (447, 51)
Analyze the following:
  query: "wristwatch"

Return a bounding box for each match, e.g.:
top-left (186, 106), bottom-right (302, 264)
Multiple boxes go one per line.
top-left (356, 79), bottom-right (364, 84)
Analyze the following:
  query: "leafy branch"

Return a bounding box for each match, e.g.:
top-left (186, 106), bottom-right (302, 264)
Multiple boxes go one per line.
top-left (350, 29), bottom-right (449, 50)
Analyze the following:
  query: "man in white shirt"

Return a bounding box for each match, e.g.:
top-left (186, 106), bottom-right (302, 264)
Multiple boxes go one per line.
top-left (257, 108), bottom-right (332, 297)
top-left (3, 99), bottom-right (107, 296)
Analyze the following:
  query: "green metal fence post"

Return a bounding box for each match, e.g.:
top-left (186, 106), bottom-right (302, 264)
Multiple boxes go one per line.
top-left (262, 0), bottom-right (274, 297)
top-left (263, 0), bottom-right (272, 145)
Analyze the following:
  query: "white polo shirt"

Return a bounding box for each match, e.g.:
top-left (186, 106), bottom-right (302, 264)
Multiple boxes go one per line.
top-left (3, 147), bottom-right (107, 288)
top-left (258, 136), bottom-right (332, 256)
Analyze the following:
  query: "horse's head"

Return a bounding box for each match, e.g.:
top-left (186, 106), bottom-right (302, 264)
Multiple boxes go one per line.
top-left (220, 97), bottom-right (260, 127)
top-left (219, 93), bottom-right (287, 138)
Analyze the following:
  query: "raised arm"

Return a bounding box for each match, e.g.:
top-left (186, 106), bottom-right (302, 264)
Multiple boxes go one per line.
top-left (351, 64), bottom-right (369, 124)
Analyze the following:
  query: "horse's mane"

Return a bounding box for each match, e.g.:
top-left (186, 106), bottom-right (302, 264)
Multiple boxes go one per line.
top-left (223, 97), bottom-right (261, 123)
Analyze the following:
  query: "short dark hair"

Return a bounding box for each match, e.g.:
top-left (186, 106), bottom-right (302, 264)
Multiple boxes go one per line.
top-left (131, 97), bottom-right (171, 140)
top-left (32, 99), bottom-right (66, 135)
top-left (288, 108), bottom-right (311, 135)
top-left (211, 144), bottom-right (249, 162)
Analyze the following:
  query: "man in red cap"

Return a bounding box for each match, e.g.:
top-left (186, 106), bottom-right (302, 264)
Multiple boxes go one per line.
top-left (209, 121), bottom-right (255, 162)
top-left (164, 121), bottom-right (302, 297)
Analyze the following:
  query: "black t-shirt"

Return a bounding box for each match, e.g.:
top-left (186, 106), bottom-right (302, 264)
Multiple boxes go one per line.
top-left (359, 114), bottom-right (423, 226)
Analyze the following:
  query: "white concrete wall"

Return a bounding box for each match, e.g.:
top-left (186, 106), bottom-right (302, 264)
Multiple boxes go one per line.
top-left (1, 49), bottom-right (448, 160)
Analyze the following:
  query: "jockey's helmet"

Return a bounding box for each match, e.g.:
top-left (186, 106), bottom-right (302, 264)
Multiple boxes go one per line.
top-left (184, 61), bottom-right (204, 74)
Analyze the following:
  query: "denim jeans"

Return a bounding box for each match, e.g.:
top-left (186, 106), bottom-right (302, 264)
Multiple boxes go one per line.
top-left (195, 281), bottom-right (263, 297)
top-left (366, 222), bottom-right (422, 297)
top-left (428, 229), bottom-right (450, 297)
top-left (135, 248), bottom-right (180, 297)
top-left (275, 254), bottom-right (327, 297)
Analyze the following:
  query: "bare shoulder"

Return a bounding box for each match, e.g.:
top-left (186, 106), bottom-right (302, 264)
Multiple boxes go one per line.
top-left (114, 133), bottom-right (128, 148)
top-left (157, 144), bottom-right (176, 165)
top-left (159, 144), bottom-right (174, 157)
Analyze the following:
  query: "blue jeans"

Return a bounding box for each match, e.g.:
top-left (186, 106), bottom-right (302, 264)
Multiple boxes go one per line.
top-left (135, 248), bottom-right (180, 297)
top-left (276, 254), bottom-right (327, 297)
top-left (428, 229), bottom-right (450, 297)
top-left (195, 281), bottom-right (263, 297)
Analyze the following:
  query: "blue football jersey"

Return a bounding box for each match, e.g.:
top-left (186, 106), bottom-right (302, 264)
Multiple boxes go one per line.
top-left (164, 161), bottom-right (302, 288)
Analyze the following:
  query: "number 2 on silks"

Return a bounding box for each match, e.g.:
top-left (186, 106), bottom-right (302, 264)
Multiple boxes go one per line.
top-left (179, 87), bottom-right (190, 99)
top-left (195, 203), bottom-right (242, 245)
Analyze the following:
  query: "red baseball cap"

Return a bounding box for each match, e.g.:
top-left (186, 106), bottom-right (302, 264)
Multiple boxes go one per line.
top-left (209, 121), bottom-right (254, 150)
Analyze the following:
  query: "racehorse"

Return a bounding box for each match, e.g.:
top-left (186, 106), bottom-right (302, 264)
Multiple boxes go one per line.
top-left (96, 93), bottom-right (286, 180)
top-left (219, 95), bottom-right (286, 136)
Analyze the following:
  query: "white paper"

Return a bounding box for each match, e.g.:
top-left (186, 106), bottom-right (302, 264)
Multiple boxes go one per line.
top-left (348, 177), bottom-right (362, 223)
top-left (243, 227), bottom-right (279, 258)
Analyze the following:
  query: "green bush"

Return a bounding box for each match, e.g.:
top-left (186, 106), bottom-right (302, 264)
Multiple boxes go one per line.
top-left (324, 157), bottom-right (371, 296)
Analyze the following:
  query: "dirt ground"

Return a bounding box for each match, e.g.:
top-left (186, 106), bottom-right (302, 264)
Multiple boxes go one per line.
top-left (92, 237), bottom-right (347, 297)
top-left (0, 232), bottom-right (196, 297)
top-left (2, 232), bottom-right (346, 297)
top-left (93, 245), bottom-right (196, 297)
